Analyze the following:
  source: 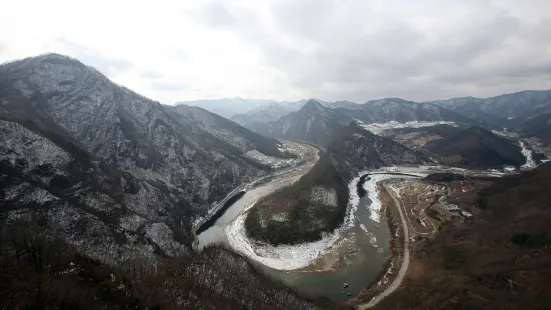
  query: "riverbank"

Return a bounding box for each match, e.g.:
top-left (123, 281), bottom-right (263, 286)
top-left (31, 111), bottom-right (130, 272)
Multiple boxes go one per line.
top-left (349, 183), bottom-right (405, 306)
top-left (224, 168), bottom-right (427, 272)
top-left (225, 172), bottom-right (364, 271)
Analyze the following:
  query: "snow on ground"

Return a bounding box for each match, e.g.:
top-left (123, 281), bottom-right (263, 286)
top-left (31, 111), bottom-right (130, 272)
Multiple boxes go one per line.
top-left (224, 164), bottom-right (514, 271)
top-left (520, 141), bottom-right (536, 168)
top-left (225, 166), bottom-right (432, 271)
top-left (419, 219), bottom-right (427, 228)
top-left (369, 235), bottom-right (377, 246)
top-left (309, 186), bottom-right (338, 207)
top-left (361, 121), bottom-right (456, 135)
top-left (364, 169), bottom-right (426, 222)
top-left (226, 210), bottom-right (343, 270)
top-left (225, 174), bottom-right (365, 270)
top-left (245, 149), bottom-right (296, 169)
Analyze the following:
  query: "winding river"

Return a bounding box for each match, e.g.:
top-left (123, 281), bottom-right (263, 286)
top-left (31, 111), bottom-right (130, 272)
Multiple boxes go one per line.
top-left (197, 171), bottom-right (400, 301)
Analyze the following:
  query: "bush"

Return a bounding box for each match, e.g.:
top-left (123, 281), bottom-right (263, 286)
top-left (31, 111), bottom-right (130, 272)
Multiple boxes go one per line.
top-left (442, 245), bottom-right (468, 270)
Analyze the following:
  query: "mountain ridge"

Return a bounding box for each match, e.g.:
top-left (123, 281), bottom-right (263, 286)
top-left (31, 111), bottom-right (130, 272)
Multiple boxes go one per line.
top-left (0, 53), bottom-right (288, 264)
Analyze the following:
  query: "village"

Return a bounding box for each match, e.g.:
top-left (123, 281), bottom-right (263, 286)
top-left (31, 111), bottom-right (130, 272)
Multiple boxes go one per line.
top-left (385, 175), bottom-right (492, 241)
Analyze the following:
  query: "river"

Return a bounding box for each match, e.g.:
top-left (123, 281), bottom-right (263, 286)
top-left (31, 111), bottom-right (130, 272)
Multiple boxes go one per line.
top-left (197, 172), bottom-right (395, 302)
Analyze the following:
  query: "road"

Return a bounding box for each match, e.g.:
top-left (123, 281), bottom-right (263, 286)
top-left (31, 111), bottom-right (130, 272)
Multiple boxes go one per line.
top-left (358, 183), bottom-right (410, 309)
top-left (193, 141), bottom-right (320, 235)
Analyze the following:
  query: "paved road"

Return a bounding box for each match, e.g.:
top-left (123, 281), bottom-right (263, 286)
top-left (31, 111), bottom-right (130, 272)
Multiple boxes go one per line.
top-left (358, 183), bottom-right (410, 309)
top-left (193, 141), bottom-right (320, 234)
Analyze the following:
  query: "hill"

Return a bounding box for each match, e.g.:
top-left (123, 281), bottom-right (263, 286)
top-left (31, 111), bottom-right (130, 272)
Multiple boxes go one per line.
top-left (245, 123), bottom-right (428, 245)
top-left (519, 112), bottom-right (551, 143)
top-left (338, 98), bottom-right (480, 126)
top-left (386, 124), bottom-right (526, 168)
top-left (374, 162), bottom-right (551, 309)
top-left (265, 99), bottom-right (354, 146)
top-left (429, 90), bottom-right (551, 129)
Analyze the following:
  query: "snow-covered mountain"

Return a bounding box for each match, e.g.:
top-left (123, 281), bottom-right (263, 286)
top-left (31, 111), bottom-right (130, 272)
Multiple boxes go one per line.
top-left (0, 53), bottom-right (288, 264)
top-left (384, 124), bottom-right (527, 169)
top-left (250, 98), bottom-right (479, 147)
top-left (428, 90), bottom-right (551, 128)
top-left (231, 99), bottom-right (360, 133)
top-left (265, 99), bottom-right (354, 146)
top-left (337, 98), bottom-right (479, 125)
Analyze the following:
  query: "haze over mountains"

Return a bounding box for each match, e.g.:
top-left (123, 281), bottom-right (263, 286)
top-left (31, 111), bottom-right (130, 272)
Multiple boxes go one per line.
top-left (182, 90), bottom-right (550, 151)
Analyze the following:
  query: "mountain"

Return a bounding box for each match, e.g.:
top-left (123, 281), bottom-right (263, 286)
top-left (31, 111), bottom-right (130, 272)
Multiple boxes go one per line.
top-left (231, 102), bottom-right (296, 134)
top-left (325, 100), bottom-right (360, 109)
top-left (337, 98), bottom-right (480, 125)
top-left (0, 53), bottom-right (287, 264)
top-left (171, 104), bottom-right (285, 157)
top-left (375, 162), bottom-right (551, 309)
top-left (385, 124), bottom-right (527, 168)
top-left (429, 90), bottom-right (551, 129)
top-left (231, 99), bottom-right (360, 134)
top-left (246, 123), bottom-right (429, 245)
top-left (174, 98), bottom-right (278, 119)
top-left (519, 112), bottom-right (551, 143)
top-left (254, 98), bottom-right (481, 147)
top-left (265, 99), bottom-right (354, 146)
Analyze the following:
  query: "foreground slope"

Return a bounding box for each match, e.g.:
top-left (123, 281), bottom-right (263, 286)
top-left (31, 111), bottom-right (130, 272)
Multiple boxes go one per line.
top-left (374, 162), bottom-right (551, 310)
top-left (0, 220), bottom-right (325, 310)
top-left (245, 123), bottom-right (428, 245)
top-left (0, 53), bottom-right (285, 263)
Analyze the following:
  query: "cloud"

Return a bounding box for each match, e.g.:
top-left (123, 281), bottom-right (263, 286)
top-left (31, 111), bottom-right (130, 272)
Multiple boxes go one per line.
top-left (141, 70), bottom-right (164, 79)
top-left (149, 80), bottom-right (189, 92)
top-left (0, 0), bottom-right (550, 103)
top-left (200, 1), bottom-right (237, 27)
top-left (55, 38), bottom-right (134, 75)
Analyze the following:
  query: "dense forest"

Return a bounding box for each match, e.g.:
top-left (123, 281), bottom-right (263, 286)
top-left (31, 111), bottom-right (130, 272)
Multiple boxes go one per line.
top-left (0, 217), bottom-right (342, 310)
top-left (245, 154), bottom-right (348, 245)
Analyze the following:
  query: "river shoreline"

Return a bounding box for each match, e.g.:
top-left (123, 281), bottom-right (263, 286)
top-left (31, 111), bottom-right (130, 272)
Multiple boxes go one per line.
top-left (349, 182), bottom-right (405, 306)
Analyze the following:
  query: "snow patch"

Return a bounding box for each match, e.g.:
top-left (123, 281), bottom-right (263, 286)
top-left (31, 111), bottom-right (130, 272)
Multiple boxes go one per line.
top-left (361, 121), bottom-right (456, 136)
top-left (309, 186), bottom-right (338, 207)
top-left (225, 167), bottom-right (431, 271)
top-left (245, 149), bottom-right (295, 169)
top-left (520, 141), bottom-right (536, 168)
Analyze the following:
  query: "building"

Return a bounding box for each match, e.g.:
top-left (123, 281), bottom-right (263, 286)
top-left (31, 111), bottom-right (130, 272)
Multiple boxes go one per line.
top-left (447, 204), bottom-right (460, 212)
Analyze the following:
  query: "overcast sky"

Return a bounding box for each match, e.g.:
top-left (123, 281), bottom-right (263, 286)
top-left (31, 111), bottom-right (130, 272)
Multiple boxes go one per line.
top-left (1, 0), bottom-right (550, 104)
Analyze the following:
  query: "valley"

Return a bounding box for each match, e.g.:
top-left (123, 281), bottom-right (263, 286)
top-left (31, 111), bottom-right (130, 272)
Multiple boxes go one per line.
top-left (197, 154), bottom-right (518, 304)
top-left (1, 52), bottom-right (551, 310)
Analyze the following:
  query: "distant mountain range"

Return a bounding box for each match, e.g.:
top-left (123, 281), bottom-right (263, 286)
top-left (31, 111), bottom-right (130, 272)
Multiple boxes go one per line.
top-left (244, 98), bottom-right (481, 147)
top-left (429, 90), bottom-right (551, 127)
top-left (185, 90), bottom-right (551, 146)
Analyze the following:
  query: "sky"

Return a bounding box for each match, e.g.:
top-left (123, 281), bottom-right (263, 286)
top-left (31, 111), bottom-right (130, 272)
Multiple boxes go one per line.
top-left (1, 0), bottom-right (550, 104)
